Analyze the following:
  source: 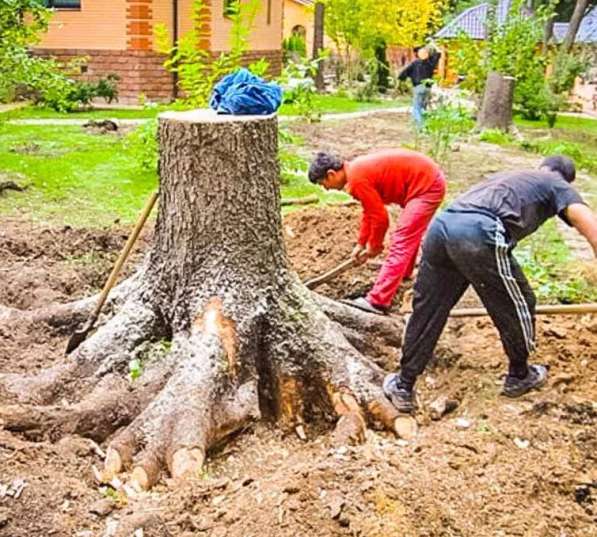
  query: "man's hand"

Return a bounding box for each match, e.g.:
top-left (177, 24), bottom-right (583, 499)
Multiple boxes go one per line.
top-left (350, 244), bottom-right (368, 266)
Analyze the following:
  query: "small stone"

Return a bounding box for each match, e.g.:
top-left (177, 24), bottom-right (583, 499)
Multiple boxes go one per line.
top-left (514, 438), bottom-right (530, 449)
top-left (544, 326), bottom-right (567, 339)
top-left (429, 396), bottom-right (459, 420)
top-left (89, 499), bottom-right (114, 517)
top-left (454, 418), bottom-right (472, 430)
top-left (282, 484), bottom-right (300, 494)
top-left (326, 492), bottom-right (345, 519)
top-left (338, 515), bottom-right (351, 527)
top-left (394, 416), bottom-right (418, 440)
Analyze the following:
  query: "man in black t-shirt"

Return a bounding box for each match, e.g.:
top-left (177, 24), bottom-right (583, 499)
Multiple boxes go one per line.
top-left (382, 156), bottom-right (597, 413)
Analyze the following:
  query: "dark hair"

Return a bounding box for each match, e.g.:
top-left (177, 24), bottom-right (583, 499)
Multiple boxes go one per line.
top-left (308, 152), bottom-right (343, 184)
top-left (541, 155), bottom-right (576, 183)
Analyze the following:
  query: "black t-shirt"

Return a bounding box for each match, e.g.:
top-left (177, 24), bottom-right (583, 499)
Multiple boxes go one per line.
top-left (449, 170), bottom-right (585, 241)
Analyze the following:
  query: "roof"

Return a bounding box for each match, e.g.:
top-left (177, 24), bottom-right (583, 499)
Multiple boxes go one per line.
top-left (436, 1), bottom-right (597, 43)
top-left (435, 3), bottom-right (491, 39)
top-left (553, 8), bottom-right (597, 43)
top-left (288, 0), bottom-right (313, 5)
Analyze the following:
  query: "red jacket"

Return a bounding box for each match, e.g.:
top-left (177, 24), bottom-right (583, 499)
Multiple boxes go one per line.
top-left (345, 149), bottom-right (442, 250)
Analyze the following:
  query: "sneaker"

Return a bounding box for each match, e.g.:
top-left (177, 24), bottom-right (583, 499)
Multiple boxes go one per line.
top-left (341, 297), bottom-right (388, 316)
top-left (502, 364), bottom-right (548, 398)
top-left (383, 373), bottom-right (416, 413)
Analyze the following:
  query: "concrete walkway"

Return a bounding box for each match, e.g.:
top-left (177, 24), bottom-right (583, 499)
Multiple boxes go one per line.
top-left (5, 106), bottom-right (410, 127)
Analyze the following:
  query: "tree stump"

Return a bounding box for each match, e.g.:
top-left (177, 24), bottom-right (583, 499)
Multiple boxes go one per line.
top-left (0, 109), bottom-right (407, 490)
top-left (477, 71), bottom-right (515, 132)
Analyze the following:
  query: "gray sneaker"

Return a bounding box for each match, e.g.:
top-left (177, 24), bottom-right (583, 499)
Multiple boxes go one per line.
top-left (502, 364), bottom-right (548, 398)
top-left (383, 373), bottom-right (416, 413)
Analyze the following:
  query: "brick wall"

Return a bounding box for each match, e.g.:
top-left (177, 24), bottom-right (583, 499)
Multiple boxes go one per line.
top-left (33, 48), bottom-right (174, 104)
top-left (34, 48), bottom-right (283, 104)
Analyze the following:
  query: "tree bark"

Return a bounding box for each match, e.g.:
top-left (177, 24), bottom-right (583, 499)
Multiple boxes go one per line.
top-left (542, 14), bottom-right (555, 55)
top-left (562, 0), bottom-right (589, 53)
top-left (0, 109), bottom-right (407, 492)
top-left (477, 72), bottom-right (515, 131)
top-left (312, 1), bottom-right (325, 91)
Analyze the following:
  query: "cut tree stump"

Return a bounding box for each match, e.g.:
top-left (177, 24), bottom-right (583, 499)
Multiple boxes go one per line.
top-left (0, 109), bottom-right (408, 491)
top-left (477, 72), bottom-right (515, 132)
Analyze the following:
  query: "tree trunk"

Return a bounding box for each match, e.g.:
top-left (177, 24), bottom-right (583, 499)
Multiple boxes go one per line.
top-left (0, 110), bottom-right (407, 492)
top-left (312, 1), bottom-right (325, 91)
top-left (542, 15), bottom-right (555, 55)
top-left (562, 0), bottom-right (588, 53)
top-left (477, 72), bottom-right (515, 131)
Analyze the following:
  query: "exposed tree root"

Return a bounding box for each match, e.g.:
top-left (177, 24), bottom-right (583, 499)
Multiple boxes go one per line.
top-left (0, 112), bottom-right (414, 495)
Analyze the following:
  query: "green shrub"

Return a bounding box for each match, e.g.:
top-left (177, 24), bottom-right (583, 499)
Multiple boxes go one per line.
top-left (421, 100), bottom-right (474, 166)
top-left (283, 33), bottom-right (307, 62)
top-left (479, 128), bottom-right (515, 145)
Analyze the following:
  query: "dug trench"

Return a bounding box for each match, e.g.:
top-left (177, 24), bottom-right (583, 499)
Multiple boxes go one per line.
top-left (0, 206), bottom-right (595, 537)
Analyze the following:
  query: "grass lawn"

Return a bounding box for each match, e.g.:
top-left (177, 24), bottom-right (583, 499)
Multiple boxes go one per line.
top-left (0, 123), bottom-right (345, 226)
top-left (2, 94), bottom-right (409, 122)
top-left (279, 94), bottom-right (408, 116)
top-left (514, 113), bottom-right (597, 135)
top-left (0, 124), bottom-right (157, 227)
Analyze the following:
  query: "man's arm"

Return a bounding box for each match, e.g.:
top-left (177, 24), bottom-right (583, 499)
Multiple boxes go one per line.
top-left (398, 62), bottom-right (413, 82)
top-left (350, 181), bottom-right (389, 257)
top-left (566, 203), bottom-right (597, 257)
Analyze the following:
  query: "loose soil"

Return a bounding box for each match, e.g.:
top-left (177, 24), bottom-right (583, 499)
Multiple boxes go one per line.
top-left (1, 205), bottom-right (596, 537)
top-left (1, 112), bottom-right (596, 536)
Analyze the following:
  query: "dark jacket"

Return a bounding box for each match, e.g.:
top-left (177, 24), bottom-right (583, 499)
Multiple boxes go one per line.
top-left (398, 51), bottom-right (441, 87)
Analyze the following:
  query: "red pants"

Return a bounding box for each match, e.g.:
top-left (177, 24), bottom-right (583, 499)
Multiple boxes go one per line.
top-left (367, 173), bottom-right (446, 308)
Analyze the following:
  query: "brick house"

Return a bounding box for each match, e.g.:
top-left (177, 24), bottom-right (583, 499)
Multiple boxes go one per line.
top-left (34, 0), bottom-right (284, 103)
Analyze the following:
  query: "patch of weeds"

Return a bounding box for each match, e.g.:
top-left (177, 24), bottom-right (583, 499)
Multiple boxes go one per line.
top-left (128, 339), bottom-right (172, 381)
top-left (478, 129), bottom-right (515, 146)
top-left (477, 421), bottom-right (492, 434)
top-left (100, 485), bottom-right (128, 506)
top-left (515, 220), bottom-right (597, 304)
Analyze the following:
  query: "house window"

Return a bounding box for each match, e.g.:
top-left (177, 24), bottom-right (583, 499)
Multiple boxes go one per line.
top-left (267, 0), bottom-right (271, 24)
top-left (44, 0), bottom-right (81, 8)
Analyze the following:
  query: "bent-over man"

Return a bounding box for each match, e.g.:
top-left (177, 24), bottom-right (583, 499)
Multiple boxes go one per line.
top-left (308, 149), bottom-right (446, 315)
top-left (383, 156), bottom-right (597, 412)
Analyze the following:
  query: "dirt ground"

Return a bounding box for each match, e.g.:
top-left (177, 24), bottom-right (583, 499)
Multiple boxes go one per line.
top-left (1, 113), bottom-right (596, 536)
top-left (1, 206), bottom-right (596, 537)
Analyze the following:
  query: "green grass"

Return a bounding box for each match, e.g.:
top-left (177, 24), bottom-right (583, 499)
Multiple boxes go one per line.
top-left (279, 94), bottom-right (408, 116)
top-left (0, 123), bottom-right (347, 226)
top-left (514, 114), bottom-right (597, 136)
top-left (0, 124), bottom-right (156, 226)
top-left (3, 106), bottom-right (163, 120)
top-left (2, 94), bottom-right (408, 121)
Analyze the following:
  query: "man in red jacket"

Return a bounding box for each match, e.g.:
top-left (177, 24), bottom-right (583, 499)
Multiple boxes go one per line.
top-left (308, 149), bottom-right (446, 314)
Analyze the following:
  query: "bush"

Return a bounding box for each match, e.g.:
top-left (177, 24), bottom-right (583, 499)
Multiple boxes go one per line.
top-left (279, 54), bottom-right (327, 122)
top-left (283, 33), bottom-right (307, 63)
top-left (154, 0), bottom-right (267, 108)
top-left (420, 98), bottom-right (474, 166)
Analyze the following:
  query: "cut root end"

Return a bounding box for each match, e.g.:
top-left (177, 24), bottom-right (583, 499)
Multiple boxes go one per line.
top-left (171, 447), bottom-right (205, 480)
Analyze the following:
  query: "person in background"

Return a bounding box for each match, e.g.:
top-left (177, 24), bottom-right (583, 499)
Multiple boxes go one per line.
top-left (383, 155), bottom-right (597, 413)
top-left (308, 149), bottom-right (446, 315)
top-left (398, 41), bottom-right (441, 128)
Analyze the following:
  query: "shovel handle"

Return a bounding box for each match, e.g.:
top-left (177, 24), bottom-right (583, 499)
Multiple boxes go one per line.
top-left (449, 303), bottom-right (597, 317)
top-left (305, 258), bottom-right (355, 290)
top-left (89, 191), bottom-right (159, 323)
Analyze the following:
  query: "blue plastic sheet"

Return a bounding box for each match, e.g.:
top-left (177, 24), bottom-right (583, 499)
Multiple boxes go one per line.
top-left (209, 68), bottom-right (283, 115)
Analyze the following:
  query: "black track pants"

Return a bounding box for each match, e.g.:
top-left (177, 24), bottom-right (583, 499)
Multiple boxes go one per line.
top-left (400, 210), bottom-right (536, 386)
